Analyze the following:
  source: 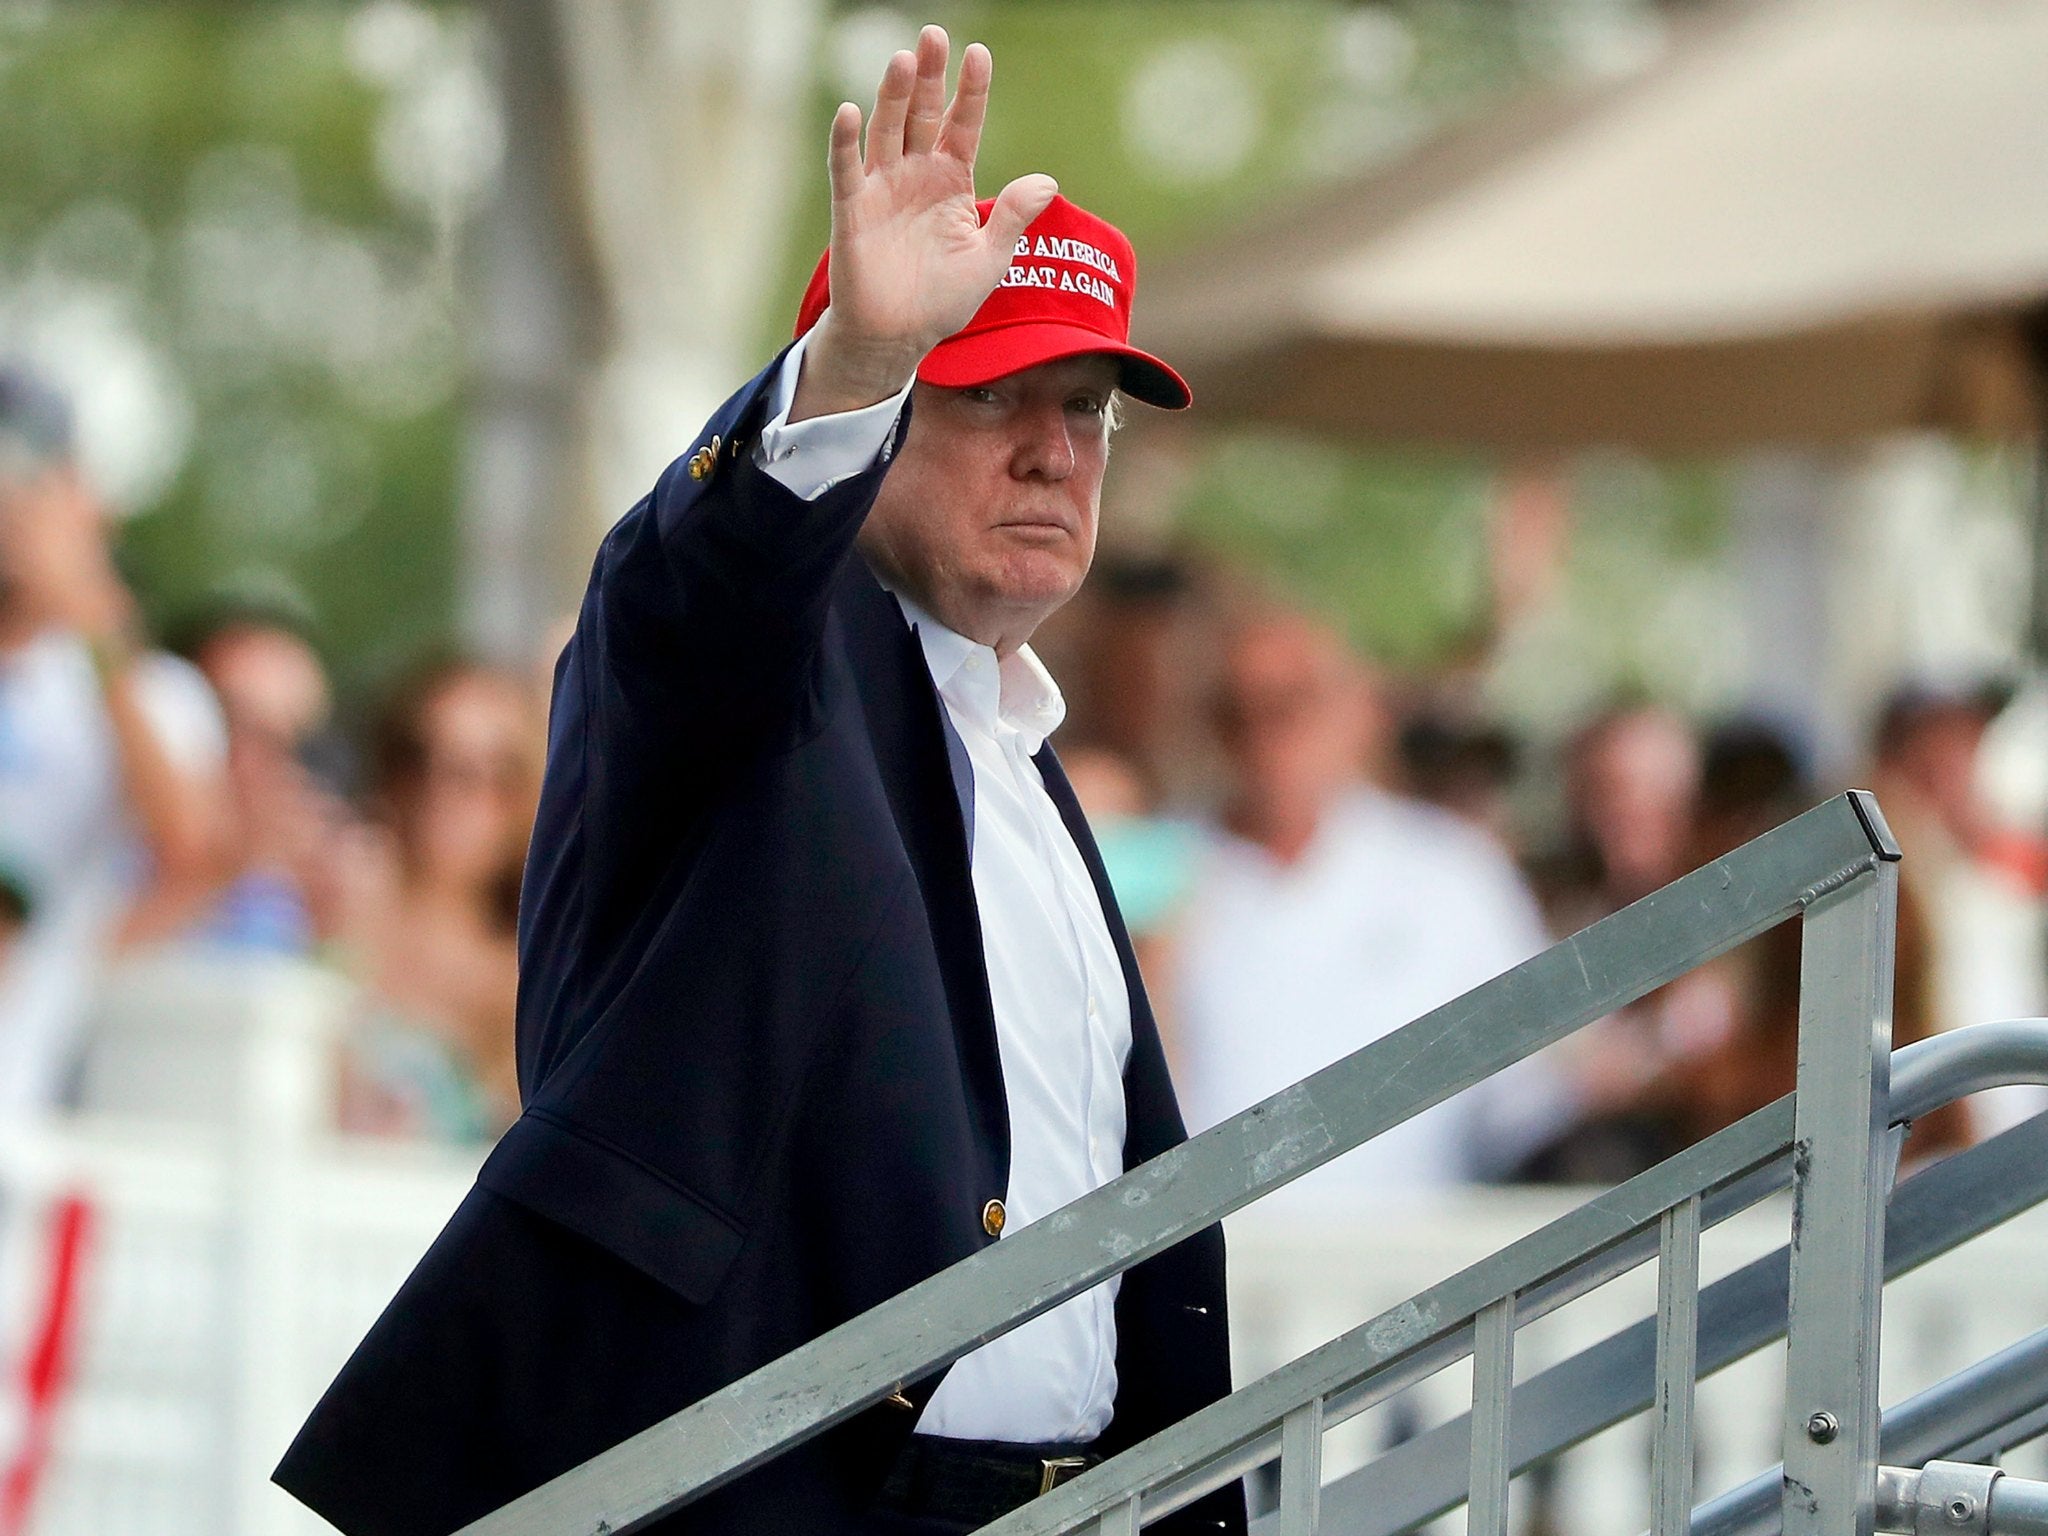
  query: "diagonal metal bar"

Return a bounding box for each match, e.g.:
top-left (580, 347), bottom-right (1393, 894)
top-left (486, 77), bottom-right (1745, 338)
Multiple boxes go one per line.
top-left (459, 796), bottom-right (1894, 1536)
top-left (988, 1100), bottom-right (1805, 1535)
top-left (1007, 894), bottom-right (2048, 1534)
top-left (1285, 1105), bottom-right (2048, 1536)
top-left (1949, 1401), bottom-right (2048, 1470)
top-left (1119, 1228), bottom-right (1753, 1536)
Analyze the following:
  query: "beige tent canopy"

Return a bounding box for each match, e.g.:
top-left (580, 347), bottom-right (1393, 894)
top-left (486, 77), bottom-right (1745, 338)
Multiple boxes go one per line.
top-left (1134, 0), bottom-right (2048, 456)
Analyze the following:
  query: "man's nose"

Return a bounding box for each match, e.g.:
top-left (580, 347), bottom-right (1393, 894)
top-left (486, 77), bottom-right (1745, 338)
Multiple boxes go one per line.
top-left (1009, 403), bottom-right (1076, 481)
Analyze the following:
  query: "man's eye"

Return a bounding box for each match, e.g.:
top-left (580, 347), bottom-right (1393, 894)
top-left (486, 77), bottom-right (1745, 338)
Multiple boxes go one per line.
top-left (1069, 396), bottom-right (1106, 415)
top-left (961, 387), bottom-right (1001, 405)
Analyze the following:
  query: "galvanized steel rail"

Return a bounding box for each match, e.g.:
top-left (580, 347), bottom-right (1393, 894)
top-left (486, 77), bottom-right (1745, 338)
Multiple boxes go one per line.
top-left (1273, 1028), bottom-right (2048, 1536)
top-left (1875, 1463), bottom-right (2048, 1536)
top-left (461, 792), bottom-right (1920, 1536)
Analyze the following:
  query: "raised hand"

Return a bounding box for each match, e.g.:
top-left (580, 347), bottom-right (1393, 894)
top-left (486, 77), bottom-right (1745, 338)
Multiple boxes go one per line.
top-left (791, 26), bottom-right (1057, 421)
top-left (0, 465), bottom-right (133, 642)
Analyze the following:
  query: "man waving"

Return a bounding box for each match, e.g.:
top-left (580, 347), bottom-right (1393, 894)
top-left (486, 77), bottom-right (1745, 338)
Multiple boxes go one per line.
top-left (278, 27), bottom-right (1240, 1536)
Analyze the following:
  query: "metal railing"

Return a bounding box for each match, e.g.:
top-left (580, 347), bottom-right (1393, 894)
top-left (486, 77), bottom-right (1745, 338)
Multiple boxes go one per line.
top-left (1288, 1025), bottom-right (2048, 1536)
top-left (1694, 1254), bottom-right (2048, 1536)
top-left (1874, 1462), bottom-right (2048, 1536)
top-left (460, 791), bottom-right (2035, 1536)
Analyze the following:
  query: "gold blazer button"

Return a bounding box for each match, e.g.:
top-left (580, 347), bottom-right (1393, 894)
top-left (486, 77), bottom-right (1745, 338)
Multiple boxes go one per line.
top-left (982, 1198), bottom-right (1007, 1238)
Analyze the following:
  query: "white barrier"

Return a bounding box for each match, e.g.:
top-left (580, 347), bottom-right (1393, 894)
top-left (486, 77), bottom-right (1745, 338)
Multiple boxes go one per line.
top-left (0, 954), bottom-right (2042, 1535)
top-left (0, 953), bottom-right (481, 1536)
top-left (0, 1117), bottom-right (479, 1536)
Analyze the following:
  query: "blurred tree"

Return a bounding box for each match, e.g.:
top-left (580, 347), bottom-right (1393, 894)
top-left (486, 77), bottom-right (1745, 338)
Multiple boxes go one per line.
top-left (0, 2), bottom-right (491, 700)
top-left (0, 0), bottom-right (1712, 716)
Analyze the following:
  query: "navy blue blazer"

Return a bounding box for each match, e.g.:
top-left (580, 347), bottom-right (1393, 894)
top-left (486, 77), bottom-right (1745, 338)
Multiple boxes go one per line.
top-left (275, 356), bottom-right (1243, 1536)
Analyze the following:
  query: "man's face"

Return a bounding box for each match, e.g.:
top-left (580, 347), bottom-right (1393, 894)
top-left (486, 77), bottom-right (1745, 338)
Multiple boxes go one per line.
top-left (1216, 619), bottom-right (1374, 811)
top-left (856, 354), bottom-right (1119, 649)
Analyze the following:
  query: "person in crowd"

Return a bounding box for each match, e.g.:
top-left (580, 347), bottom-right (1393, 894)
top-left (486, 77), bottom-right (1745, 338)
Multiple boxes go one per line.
top-left (1680, 723), bottom-right (1970, 1159)
top-left (1511, 700), bottom-right (1702, 1179)
top-left (1869, 681), bottom-right (2044, 1132)
top-left (1522, 719), bottom-right (1972, 1182)
top-left (1520, 720), bottom-right (1793, 1182)
top-left (0, 859), bottom-right (31, 969)
top-left (1529, 699), bottom-right (1702, 939)
top-left (0, 365), bottom-right (226, 1119)
top-left (279, 29), bottom-right (1242, 1536)
top-left (336, 655), bottom-right (536, 1141)
top-left (1169, 606), bottom-right (1564, 1208)
top-left (1870, 683), bottom-right (2009, 865)
top-left (166, 603), bottom-right (362, 954)
top-left (1397, 708), bottom-right (1523, 855)
top-left (1043, 553), bottom-right (1219, 806)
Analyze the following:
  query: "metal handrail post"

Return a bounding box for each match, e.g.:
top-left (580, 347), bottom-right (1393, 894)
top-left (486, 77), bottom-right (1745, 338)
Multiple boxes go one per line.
top-left (1781, 853), bottom-right (1898, 1536)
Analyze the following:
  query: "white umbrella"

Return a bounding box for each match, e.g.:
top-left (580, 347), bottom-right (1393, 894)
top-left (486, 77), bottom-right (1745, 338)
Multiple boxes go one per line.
top-left (1137, 0), bottom-right (2048, 455)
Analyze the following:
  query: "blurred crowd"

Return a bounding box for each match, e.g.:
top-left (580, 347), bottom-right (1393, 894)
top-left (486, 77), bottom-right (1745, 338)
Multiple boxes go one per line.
top-left (4, 363), bottom-right (2045, 1185)
top-left (0, 366), bottom-right (537, 1139)
top-left (1040, 549), bottom-right (2048, 1198)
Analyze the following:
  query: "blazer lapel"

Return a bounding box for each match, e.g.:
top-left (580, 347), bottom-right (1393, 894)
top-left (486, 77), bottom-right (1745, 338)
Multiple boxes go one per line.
top-left (937, 697), bottom-right (975, 851)
top-left (840, 563), bottom-right (1010, 1184)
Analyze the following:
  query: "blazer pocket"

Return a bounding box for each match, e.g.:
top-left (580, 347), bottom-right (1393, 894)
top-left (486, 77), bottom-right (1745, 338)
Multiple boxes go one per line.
top-left (478, 1110), bottom-right (747, 1306)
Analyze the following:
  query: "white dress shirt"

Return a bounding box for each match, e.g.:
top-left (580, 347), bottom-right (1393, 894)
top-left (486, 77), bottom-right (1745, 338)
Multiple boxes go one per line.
top-left (752, 337), bottom-right (1132, 1442)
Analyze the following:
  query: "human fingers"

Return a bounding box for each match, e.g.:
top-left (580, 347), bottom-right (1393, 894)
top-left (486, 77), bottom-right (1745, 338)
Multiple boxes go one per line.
top-left (866, 48), bottom-right (916, 169)
top-left (983, 172), bottom-right (1059, 257)
top-left (935, 40), bottom-right (991, 166)
top-left (902, 25), bottom-right (948, 156)
top-left (826, 101), bottom-right (864, 203)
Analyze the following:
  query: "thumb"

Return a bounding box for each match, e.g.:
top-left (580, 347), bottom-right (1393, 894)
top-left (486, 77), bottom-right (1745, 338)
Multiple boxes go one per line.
top-left (983, 173), bottom-right (1058, 260)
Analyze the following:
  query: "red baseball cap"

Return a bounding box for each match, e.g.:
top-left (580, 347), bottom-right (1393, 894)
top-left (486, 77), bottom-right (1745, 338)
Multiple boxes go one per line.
top-left (794, 194), bottom-right (1191, 410)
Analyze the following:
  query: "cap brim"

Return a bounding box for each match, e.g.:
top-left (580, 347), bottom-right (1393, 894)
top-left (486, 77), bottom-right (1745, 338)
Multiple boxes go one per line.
top-left (918, 321), bottom-right (1192, 410)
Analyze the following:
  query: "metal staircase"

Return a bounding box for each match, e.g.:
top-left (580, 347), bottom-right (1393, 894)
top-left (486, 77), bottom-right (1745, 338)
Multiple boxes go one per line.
top-left (459, 792), bottom-right (2048, 1536)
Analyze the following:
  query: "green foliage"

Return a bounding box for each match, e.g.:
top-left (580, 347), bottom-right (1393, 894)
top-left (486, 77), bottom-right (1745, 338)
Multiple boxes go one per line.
top-left (0, 0), bottom-right (1732, 703)
top-left (1173, 431), bottom-right (1494, 665)
top-left (771, 0), bottom-right (1549, 346)
top-left (0, 3), bottom-right (461, 699)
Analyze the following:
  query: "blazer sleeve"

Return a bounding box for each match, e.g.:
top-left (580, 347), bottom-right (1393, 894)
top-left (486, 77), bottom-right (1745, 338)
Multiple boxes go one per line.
top-left (588, 352), bottom-right (905, 769)
top-left (517, 352), bottom-right (909, 1082)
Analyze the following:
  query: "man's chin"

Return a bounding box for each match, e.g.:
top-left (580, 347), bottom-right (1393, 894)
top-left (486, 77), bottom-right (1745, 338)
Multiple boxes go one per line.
top-left (985, 555), bottom-right (1085, 615)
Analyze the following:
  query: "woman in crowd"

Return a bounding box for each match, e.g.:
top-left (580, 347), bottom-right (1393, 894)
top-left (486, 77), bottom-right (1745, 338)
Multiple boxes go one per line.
top-left (338, 656), bottom-right (539, 1141)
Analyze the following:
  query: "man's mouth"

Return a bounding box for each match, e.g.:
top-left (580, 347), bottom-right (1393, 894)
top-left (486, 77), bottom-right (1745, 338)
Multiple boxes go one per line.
top-left (994, 515), bottom-right (1075, 540)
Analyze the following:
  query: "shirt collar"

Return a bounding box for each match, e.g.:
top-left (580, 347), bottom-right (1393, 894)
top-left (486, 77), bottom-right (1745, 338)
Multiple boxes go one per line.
top-left (888, 589), bottom-right (1067, 752)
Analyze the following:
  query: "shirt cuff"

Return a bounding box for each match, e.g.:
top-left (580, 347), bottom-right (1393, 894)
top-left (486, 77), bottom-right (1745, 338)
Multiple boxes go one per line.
top-left (752, 331), bottom-right (913, 501)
